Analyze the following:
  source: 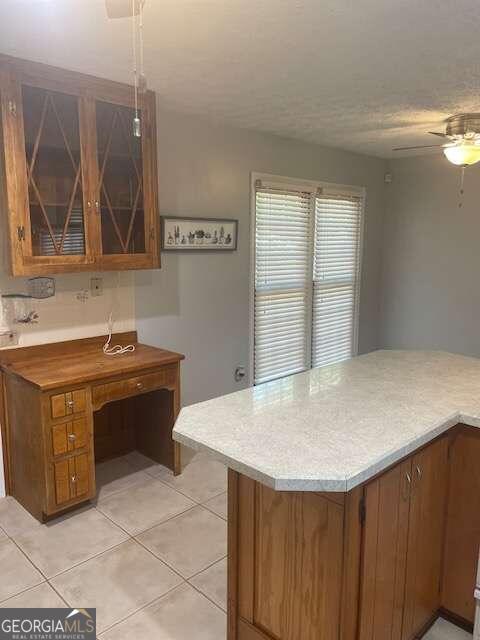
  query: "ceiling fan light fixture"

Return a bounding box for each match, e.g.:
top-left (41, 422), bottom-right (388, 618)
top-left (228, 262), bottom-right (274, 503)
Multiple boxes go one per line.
top-left (443, 141), bottom-right (480, 166)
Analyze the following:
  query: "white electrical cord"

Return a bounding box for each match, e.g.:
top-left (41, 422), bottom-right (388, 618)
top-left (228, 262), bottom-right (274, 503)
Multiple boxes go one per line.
top-left (103, 311), bottom-right (136, 356)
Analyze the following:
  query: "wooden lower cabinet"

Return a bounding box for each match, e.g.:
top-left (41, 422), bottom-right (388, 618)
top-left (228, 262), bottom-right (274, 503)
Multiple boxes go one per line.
top-left (359, 437), bottom-right (449, 640)
top-left (442, 426), bottom-right (480, 623)
top-left (229, 432), bottom-right (478, 640)
top-left (358, 458), bottom-right (412, 640)
top-left (230, 474), bottom-right (362, 640)
top-left (402, 437), bottom-right (449, 638)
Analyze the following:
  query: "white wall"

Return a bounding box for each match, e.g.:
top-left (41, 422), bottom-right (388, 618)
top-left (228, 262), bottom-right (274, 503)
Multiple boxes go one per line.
top-left (135, 108), bottom-right (387, 406)
top-left (381, 154), bottom-right (480, 354)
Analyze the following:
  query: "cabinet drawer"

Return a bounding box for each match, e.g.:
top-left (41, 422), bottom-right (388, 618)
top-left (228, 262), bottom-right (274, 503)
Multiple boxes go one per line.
top-left (51, 389), bottom-right (87, 419)
top-left (92, 367), bottom-right (176, 408)
top-left (53, 453), bottom-right (90, 506)
top-left (51, 417), bottom-right (89, 457)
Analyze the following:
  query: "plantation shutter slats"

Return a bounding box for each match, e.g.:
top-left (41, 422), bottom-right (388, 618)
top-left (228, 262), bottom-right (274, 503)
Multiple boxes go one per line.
top-left (312, 195), bottom-right (362, 368)
top-left (253, 179), bottom-right (362, 385)
top-left (254, 188), bottom-right (311, 384)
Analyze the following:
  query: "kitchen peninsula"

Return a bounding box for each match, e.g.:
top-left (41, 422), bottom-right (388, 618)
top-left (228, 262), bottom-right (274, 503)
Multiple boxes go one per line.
top-left (173, 350), bottom-right (480, 640)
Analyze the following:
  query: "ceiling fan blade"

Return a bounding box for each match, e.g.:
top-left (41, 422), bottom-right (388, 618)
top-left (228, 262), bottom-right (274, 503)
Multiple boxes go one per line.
top-left (105, 0), bottom-right (144, 19)
top-left (393, 144), bottom-right (446, 151)
top-left (428, 131), bottom-right (450, 138)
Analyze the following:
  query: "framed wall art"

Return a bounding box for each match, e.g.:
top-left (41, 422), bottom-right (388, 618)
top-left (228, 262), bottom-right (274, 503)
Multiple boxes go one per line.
top-left (162, 216), bottom-right (238, 251)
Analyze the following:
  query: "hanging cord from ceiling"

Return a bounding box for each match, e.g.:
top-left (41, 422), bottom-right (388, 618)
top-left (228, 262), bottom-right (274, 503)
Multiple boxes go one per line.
top-left (132, 0), bottom-right (141, 137)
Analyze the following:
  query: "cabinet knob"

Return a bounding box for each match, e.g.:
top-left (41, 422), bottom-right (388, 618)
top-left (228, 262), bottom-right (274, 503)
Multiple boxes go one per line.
top-left (71, 475), bottom-right (77, 484)
top-left (67, 400), bottom-right (74, 408)
top-left (136, 382), bottom-right (143, 390)
top-left (67, 433), bottom-right (76, 442)
top-left (415, 465), bottom-right (422, 479)
top-left (95, 200), bottom-right (100, 214)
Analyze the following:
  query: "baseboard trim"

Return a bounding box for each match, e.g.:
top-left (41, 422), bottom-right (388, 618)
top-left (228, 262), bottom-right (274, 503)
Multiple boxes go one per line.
top-left (438, 607), bottom-right (474, 634)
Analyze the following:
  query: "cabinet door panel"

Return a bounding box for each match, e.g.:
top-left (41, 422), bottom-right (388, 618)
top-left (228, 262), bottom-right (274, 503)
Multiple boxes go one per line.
top-left (73, 453), bottom-right (89, 498)
top-left (403, 437), bottom-right (448, 639)
top-left (54, 458), bottom-right (73, 505)
top-left (359, 459), bottom-right (412, 640)
top-left (95, 100), bottom-right (146, 256)
top-left (252, 484), bottom-right (344, 640)
top-left (442, 427), bottom-right (480, 623)
top-left (18, 83), bottom-right (92, 265)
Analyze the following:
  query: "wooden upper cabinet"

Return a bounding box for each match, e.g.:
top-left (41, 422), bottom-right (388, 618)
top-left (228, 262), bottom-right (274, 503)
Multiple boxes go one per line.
top-left (0, 55), bottom-right (160, 275)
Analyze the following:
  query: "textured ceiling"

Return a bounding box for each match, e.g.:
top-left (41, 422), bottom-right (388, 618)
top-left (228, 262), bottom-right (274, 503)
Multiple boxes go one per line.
top-left (0, 0), bottom-right (479, 158)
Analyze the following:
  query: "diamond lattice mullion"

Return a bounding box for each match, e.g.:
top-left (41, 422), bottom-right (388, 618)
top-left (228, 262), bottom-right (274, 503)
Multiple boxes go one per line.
top-left (98, 110), bottom-right (118, 186)
top-left (97, 109), bottom-right (129, 252)
top-left (124, 183), bottom-right (142, 251)
top-left (117, 109), bottom-right (144, 253)
top-left (101, 183), bottom-right (127, 253)
top-left (27, 91), bottom-right (49, 178)
top-left (25, 91), bottom-right (61, 255)
top-left (58, 165), bottom-right (82, 254)
top-left (117, 110), bottom-right (142, 183)
top-left (29, 177), bottom-right (61, 255)
top-left (48, 94), bottom-right (85, 255)
top-left (48, 94), bottom-right (79, 175)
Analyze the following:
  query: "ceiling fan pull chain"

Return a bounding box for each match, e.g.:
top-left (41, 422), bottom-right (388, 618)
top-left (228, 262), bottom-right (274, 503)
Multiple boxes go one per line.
top-left (458, 165), bottom-right (465, 208)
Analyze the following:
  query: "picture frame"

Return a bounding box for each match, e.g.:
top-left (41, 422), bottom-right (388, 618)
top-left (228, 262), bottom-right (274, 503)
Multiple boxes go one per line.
top-left (161, 216), bottom-right (238, 251)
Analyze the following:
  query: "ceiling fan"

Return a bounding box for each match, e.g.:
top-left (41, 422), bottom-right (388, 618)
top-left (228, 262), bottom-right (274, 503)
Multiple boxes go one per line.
top-left (393, 113), bottom-right (480, 166)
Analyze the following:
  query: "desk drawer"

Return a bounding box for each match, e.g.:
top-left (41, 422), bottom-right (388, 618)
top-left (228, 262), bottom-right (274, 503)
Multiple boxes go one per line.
top-left (53, 453), bottom-right (90, 506)
top-left (51, 389), bottom-right (87, 419)
top-left (51, 417), bottom-right (88, 457)
top-left (92, 367), bottom-right (176, 408)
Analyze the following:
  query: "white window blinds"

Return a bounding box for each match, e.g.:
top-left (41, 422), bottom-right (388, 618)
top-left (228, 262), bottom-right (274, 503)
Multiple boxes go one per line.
top-left (254, 187), bottom-right (312, 384)
top-left (253, 176), bottom-right (363, 386)
top-left (312, 195), bottom-right (362, 367)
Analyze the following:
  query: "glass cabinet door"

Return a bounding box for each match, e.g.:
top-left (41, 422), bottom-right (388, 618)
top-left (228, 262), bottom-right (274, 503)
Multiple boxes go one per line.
top-left (95, 100), bottom-right (147, 256)
top-left (21, 84), bottom-right (88, 259)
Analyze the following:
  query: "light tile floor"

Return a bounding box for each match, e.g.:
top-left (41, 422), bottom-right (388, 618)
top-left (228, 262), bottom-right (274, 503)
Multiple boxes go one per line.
top-left (0, 449), bottom-right (227, 639)
top-left (0, 450), bottom-right (473, 640)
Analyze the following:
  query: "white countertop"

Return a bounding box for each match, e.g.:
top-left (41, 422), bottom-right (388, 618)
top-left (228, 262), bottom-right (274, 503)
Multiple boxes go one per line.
top-left (173, 350), bottom-right (480, 492)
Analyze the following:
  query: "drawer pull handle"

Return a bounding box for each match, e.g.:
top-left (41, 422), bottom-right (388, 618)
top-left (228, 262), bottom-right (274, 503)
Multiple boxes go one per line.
top-left (71, 475), bottom-right (77, 484)
top-left (67, 434), bottom-right (76, 442)
top-left (416, 465), bottom-right (422, 479)
top-left (136, 382), bottom-right (143, 389)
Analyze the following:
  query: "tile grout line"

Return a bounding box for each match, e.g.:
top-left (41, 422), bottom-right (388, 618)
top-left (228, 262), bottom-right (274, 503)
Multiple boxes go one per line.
top-left (97, 582), bottom-right (186, 637)
top-left (187, 580), bottom-right (227, 615)
top-left (186, 554), bottom-right (228, 582)
top-left (47, 539), bottom-right (130, 581)
top-left (45, 580), bottom-right (70, 607)
top-left (94, 501), bottom-right (201, 538)
top-left (0, 580), bottom-right (48, 606)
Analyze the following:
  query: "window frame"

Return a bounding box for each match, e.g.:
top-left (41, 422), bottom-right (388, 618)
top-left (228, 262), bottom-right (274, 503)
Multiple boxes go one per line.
top-left (249, 172), bottom-right (366, 386)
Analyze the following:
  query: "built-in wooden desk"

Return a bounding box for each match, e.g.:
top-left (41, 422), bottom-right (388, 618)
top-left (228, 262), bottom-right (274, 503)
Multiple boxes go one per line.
top-left (0, 332), bottom-right (184, 522)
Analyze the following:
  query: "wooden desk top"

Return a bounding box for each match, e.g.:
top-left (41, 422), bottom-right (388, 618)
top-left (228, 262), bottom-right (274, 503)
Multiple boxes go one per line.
top-left (0, 332), bottom-right (184, 390)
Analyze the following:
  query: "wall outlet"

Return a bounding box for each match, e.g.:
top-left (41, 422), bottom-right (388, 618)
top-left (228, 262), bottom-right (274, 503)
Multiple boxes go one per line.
top-left (0, 330), bottom-right (18, 348)
top-left (90, 277), bottom-right (103, 297)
